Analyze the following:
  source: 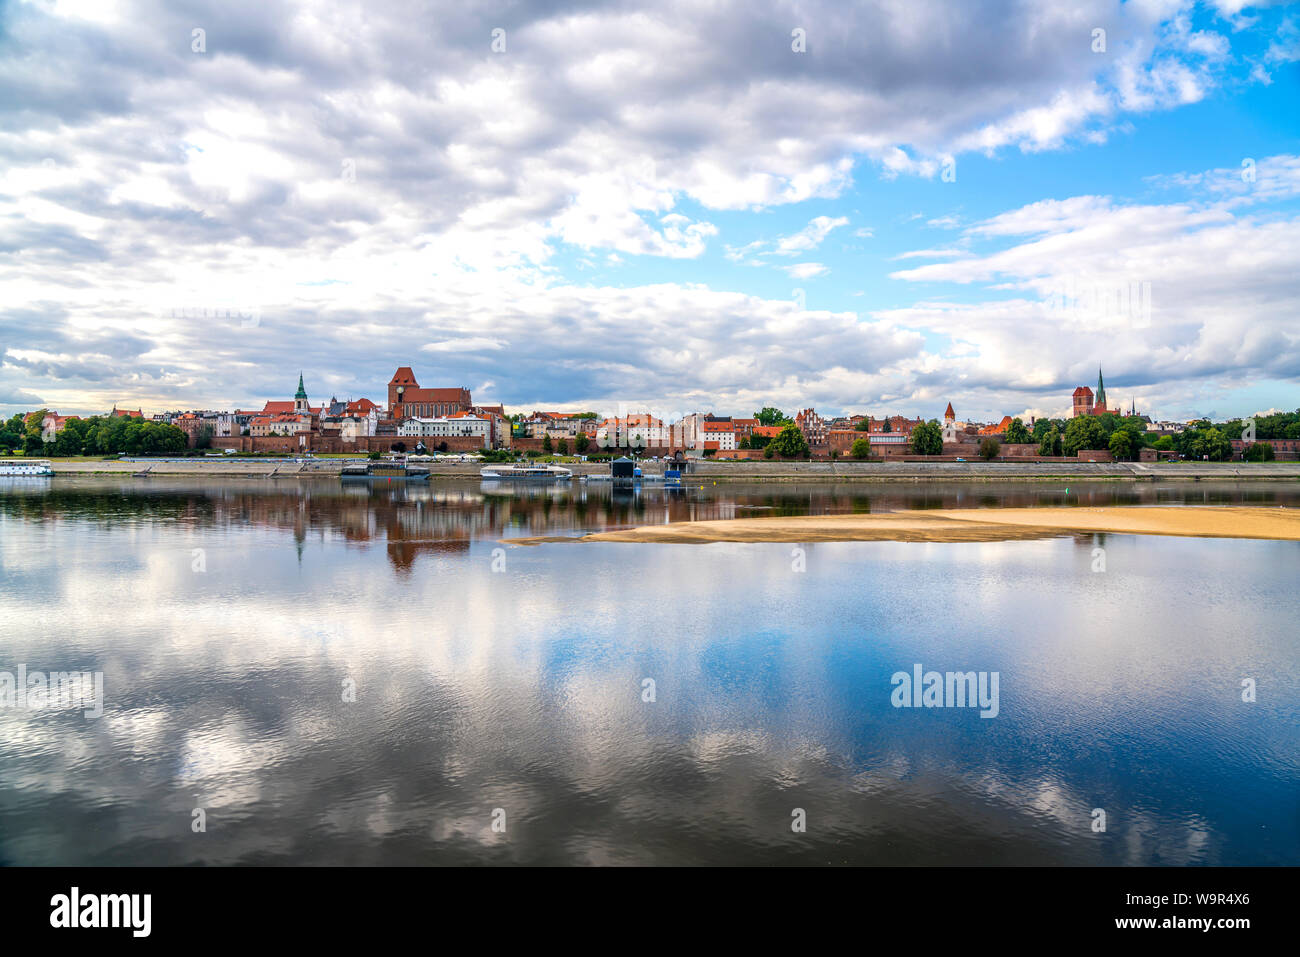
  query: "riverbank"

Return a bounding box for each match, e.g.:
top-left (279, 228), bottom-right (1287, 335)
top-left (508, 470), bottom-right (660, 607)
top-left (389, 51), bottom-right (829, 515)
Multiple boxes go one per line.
top-left (33, 457), bottom-right (1300, 482)
top-left (526, 506), bottom-right (1300, 545)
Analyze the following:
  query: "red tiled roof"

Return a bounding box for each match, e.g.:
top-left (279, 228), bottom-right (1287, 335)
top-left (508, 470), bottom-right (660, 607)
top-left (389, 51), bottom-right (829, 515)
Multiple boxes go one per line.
top-left (262, 400), bottom-right (321, 414)
top-left (944, 402), bottom-right (955, 419)
top-left (1073, 386), bottom-right (1093, 398)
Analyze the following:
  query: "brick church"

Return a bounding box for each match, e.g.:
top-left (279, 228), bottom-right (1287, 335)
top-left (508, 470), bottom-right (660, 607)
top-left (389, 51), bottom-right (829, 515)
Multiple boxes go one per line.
top-left (1072, 368), bottom-right (1110, 417)
top-left (387, 367), bottom-right (472, 419)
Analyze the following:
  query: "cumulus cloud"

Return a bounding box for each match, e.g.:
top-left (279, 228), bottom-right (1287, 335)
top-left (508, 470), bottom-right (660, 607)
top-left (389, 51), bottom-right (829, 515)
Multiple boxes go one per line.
top-left (883, 159), bottom-right (1300, 417)
top-left (783, 262), bottom-right (830, 279)
top-left (0, 0), bottom-right (1292, 419)
top-left (774, 216), bottom-right (849, 255)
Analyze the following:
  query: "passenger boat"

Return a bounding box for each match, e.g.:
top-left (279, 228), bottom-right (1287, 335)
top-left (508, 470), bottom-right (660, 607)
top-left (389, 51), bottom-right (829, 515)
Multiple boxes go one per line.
top-left (340, 458), bottom-right (431, 482)
top-left (479, 464), bottom-right (572, 481)
top-left (0, 459), bottom-right (54, 477)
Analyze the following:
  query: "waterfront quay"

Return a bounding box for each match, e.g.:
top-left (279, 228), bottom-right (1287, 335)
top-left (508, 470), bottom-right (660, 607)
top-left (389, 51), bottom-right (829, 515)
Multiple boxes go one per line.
top-left (40, 458), bottom-right (1300, 483)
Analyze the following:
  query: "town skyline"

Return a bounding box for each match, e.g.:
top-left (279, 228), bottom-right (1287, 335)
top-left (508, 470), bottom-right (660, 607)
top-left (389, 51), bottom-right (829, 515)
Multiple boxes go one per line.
top-left (16, 363), bottom-right (1295, 428)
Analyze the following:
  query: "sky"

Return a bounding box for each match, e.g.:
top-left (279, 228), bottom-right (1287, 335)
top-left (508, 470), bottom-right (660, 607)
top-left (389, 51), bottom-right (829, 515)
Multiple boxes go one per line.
top-left (1, 0), bottom-right (1298, 424)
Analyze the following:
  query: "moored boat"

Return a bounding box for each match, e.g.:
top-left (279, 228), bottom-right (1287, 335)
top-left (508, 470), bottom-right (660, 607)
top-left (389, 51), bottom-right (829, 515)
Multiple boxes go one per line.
top-left (0, 459), bottom-right (53, 477)
top-left (480, 464), bottom-right (572, 481)
top-left (341, 458), bottom-right (431, 482)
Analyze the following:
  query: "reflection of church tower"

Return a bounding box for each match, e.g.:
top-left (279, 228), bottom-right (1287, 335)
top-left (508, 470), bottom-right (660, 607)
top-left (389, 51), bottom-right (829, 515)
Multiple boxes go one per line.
top-left (1095, 367), bottom-right (1107, 413)
top-left (294, 373), bottom-right (309, 414)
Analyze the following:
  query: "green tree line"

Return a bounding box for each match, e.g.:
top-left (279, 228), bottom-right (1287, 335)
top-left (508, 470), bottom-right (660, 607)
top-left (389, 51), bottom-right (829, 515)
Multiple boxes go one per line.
top-left (1, 412), bottom-right (187, 456)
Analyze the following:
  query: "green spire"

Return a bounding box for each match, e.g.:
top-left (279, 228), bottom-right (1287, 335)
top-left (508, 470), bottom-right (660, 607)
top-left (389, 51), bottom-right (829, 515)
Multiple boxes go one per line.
top-left (1095, 366), bottom-right (1106, 409)
top-left (295, 373), bottom-right (308, 400)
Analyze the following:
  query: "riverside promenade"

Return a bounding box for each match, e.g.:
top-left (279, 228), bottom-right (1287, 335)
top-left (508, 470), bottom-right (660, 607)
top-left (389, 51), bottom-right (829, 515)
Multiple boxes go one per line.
top-left (39, 457), bottom-right (1300, 483)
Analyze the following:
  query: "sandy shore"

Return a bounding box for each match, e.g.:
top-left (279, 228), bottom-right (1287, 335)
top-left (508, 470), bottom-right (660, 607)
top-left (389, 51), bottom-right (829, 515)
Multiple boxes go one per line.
top-left (520, 506), bottom-right (1300, 545)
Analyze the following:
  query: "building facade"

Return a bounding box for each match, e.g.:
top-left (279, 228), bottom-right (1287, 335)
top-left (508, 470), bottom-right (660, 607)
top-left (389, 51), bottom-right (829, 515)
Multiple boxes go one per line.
top-left (387, 367), bottom-right (472, 419)
top-left (795, 408), bottom-right (828, 446)
top-left (398, 413), bottom-right (493, 448)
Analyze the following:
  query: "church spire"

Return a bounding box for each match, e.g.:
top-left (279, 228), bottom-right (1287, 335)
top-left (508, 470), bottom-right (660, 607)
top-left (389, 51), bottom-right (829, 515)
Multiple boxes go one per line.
top-left (1095, 366), bottom-right (1107, 409)
top-left (295, 372), bottom-right (307, 400)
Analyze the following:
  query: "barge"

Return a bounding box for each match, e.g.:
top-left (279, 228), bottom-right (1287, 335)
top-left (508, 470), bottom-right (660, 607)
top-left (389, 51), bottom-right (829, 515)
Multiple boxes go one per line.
top-left (0, 459), bottom-right (53, 477)
top-left (479, 464), bottom-right (572, 481)
top-left (341, 458), bottom-right (432, 482)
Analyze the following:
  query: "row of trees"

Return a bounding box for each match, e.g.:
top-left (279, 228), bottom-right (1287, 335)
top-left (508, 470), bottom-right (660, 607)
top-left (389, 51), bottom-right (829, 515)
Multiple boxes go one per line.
top-left (0, 412), bottom-right (188, 457)
top-left (540, 432), bottom-right (591, 455)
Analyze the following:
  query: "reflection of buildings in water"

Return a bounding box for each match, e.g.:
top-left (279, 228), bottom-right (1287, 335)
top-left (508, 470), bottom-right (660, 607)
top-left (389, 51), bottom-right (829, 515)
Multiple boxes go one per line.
top-left (6, 481), bottom-right (1294, 565)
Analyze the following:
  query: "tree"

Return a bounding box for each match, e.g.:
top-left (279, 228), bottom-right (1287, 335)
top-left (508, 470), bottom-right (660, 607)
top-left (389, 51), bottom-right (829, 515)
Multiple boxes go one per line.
top-left (749, 432), bottom-right (771, 449)
top-left (909, 419), bottom-right (943, 456)
top-left (24, 410), bottom-right (50, 450)
top-left (52, 427), bottom-right (84, 457)
top-left (1004, 418), bottom-right (1031, 444)
top-left (1175, 423), bottom-right (1232, 461)
top-left (754, 407), bottom-right (786, 427)
top-left (1108, 428), bottom-right (1139, 461)
top-left (1063, 416), bottom-right (1107, 456)
top-left (768, 423), bottom-right (809, 458)
top-left (574, 432), bottom-right (589, 453)
top-left (1243, 441), bottom-right (1275, 462)
top-left (1038, 425), bottom-right (1062, 457)
top-left (542, 434), bottom-right (553, 453)
top-left (849, 438), bottom-right (871, 459)
top-left (195, 425), bottom-right (214, 450)
top-left (854, 418), bottom-right (871, 432)
top-left (557, 437), bottom-right (569, 455)
top-left (1152, 435), bottom-right (1175, 451)
top-left (978, 438), bottom-right (1000, 461)
top-left (881, 417), bottom-right (892, 433)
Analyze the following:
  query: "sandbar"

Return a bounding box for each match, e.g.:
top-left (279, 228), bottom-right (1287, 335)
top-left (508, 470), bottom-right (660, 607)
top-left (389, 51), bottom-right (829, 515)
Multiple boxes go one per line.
top-left (510, 506), bottom-right (1300, 545)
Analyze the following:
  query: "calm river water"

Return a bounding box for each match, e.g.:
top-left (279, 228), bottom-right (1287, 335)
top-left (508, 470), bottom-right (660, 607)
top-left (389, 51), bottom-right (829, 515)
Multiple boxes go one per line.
top-left (0, 477), bottom-right (1297, 865)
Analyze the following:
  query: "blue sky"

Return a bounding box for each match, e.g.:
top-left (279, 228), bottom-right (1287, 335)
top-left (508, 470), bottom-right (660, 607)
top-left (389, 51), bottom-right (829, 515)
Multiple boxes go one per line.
top-left (1, 0), bottom-right (1298, 424)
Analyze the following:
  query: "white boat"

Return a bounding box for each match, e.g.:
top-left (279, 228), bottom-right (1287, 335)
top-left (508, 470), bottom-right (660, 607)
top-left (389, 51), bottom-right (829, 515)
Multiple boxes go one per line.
top-left (0, 459), bottom-right (53, 477)
top-left (480, 464), bottom-right (572, 481)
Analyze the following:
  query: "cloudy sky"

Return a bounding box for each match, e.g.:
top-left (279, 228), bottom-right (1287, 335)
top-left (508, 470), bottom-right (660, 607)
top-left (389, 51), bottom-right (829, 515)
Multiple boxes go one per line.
top-left (2, 0), bottom-right (1297, 422)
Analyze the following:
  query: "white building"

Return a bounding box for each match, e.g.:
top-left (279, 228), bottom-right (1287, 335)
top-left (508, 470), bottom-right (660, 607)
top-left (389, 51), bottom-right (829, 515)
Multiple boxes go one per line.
top-left (1146, 420), bottom-right (1185, 433)
top-left (700, 420), bottom-right (737, 450)
top-left (337, 408), bottom-right (378, 440)
top-left (398, 413), bottom-right (492, 448)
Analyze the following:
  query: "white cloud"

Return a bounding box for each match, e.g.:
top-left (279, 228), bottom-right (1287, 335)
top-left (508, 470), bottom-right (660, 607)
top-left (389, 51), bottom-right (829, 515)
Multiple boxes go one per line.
top-left (774, 216), bottom-right (850, 255)
top-left (784, 263), bottom-right (830, 279)
top-left (0, 0), bottom-right (1292, 420)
